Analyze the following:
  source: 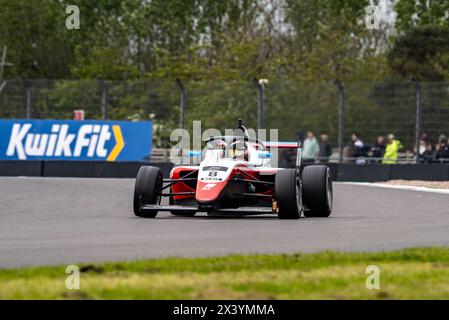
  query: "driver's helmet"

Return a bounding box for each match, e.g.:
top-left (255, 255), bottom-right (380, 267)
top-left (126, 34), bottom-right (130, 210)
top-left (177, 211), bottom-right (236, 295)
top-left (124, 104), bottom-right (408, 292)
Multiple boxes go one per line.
top-left (229, 140), bottom-right (249, 160)
top-left (207, 140), bottom-right (227, 158)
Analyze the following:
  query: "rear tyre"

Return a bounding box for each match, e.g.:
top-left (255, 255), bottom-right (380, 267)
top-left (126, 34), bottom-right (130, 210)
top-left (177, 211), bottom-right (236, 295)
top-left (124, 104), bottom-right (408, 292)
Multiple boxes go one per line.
top-left (133, 166), bottom-right (163, 218)
top-left (275, 169), bottom-right (302, 219)
top-left (302, 165), bottom-right (333, 217)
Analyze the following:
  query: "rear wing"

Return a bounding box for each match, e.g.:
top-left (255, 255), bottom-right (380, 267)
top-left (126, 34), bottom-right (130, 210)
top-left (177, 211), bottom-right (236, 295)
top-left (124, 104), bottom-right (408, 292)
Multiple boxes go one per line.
top-left (265, 140), bottom-right (302, 168)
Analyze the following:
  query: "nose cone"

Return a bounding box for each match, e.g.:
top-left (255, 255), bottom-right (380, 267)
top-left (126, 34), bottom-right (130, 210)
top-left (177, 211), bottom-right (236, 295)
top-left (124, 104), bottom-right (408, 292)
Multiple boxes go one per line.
top-left (195, 181), bottom-right (227, 204)
top-left (196, 161), bottom-right (237, 204)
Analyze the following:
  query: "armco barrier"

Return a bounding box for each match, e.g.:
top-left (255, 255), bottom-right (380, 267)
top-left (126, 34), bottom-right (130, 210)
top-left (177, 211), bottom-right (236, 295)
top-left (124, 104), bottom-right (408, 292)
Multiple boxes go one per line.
top-left (0, 161), bottom-right (448, 181)
top-left (336, 164), bottom-right (449, 182)
top-left (336, 164), bottom-right (391, 182)
top-left (388, 164), bottom-right (449, 181)
top-left (0, 161), bottom-right (43, 177)
top-left (42, 161), bottom-right (174, 178)
top-left (0, 161), bottom-right (174, 178)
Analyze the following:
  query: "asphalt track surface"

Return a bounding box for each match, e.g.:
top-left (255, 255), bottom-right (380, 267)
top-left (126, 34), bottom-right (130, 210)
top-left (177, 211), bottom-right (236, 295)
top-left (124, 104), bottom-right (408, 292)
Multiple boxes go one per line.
top-left (0, 177), bottom-right (448, 268)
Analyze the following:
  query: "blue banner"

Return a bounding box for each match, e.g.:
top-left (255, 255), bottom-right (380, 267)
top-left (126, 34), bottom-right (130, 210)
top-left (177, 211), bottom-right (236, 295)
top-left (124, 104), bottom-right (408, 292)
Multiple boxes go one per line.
top-left (0, 119), bottom-right (152, 161)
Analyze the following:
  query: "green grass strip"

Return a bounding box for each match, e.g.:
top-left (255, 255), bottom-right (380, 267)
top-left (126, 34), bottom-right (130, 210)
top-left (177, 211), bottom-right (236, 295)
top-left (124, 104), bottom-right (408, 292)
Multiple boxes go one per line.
top-left (1, 247), bottom-right (449, 299)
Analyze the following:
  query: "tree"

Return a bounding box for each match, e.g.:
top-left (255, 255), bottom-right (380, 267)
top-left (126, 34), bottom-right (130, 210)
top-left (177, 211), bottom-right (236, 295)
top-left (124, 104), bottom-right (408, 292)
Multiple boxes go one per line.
top-left (395, 0), bottom-right (449, 33)
top-left (0, 0), bottom-right (74, 78)
top-left (388, 25), bottom-right (449, 81)
top-left (284, 0), bottom-right (375, 52)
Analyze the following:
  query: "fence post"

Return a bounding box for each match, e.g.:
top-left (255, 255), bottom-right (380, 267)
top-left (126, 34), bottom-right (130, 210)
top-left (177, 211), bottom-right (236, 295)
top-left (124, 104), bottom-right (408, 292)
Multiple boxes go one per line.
top-left (96, 77), bottom-right (109, 120)
top-left (23, 78), bottom-right (33, 119)
top-left (0, 46), bottom-right (13, 95)
top-left (335, 79), bottom-right (345, 164)
top-left (414, 80), bottom-right (422, 163)
top-left (253, 78), bottom-right (265, 129)
top-left (176, 79), bottom-right (187, 163)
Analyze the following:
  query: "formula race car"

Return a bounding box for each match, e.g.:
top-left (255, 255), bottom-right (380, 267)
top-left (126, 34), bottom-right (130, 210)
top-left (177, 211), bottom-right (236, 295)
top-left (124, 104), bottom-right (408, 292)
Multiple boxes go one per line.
top-left (133, 120), bottom-right (332, 219)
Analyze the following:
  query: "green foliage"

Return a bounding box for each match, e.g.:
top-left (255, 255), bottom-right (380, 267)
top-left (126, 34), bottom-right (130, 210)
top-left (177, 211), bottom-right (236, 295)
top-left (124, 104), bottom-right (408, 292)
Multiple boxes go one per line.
top-left (264, 81), bottom-right (339, 141)
top-left (0, 0), bottom-right (391, 82)
top-left (0, 0), bottom-right (74, 78)
top-left (45, 80), bottom-right (102, 119)
top-left (395, 0), bottom-right (449, 32)
top-left (71, 47), bottom-right (139, 80)
top-left (388, 25), bottom-right (449, 81)
top-left (1, 0), bottom-right (448, 83)
top-left (285, 0), bottom-right (374, 52)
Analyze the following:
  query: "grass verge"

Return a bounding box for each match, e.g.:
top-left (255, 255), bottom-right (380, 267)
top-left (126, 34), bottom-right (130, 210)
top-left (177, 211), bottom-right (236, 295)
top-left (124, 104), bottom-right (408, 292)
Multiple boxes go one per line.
top-left (1, 247), bottom-right (449, 299)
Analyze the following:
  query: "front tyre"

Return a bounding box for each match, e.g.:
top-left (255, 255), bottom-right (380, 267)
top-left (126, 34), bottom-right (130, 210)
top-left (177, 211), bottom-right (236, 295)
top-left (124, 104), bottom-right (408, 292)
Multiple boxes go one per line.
top-left (275, 169), bottom-right (302, 219)
top-left (133, 166), bottom-right (163, 218)
top-left (302, 165), bottom-right (333, 217)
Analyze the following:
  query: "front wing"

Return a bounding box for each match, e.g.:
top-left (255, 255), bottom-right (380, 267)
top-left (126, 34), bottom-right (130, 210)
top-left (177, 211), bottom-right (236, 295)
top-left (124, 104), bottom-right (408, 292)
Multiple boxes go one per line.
top-left (140, 204), bottom-right (274, 215)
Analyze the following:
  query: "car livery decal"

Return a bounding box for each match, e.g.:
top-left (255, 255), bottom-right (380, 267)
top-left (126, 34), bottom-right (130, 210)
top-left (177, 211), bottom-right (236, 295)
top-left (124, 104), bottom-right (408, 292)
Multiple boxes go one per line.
top-left (196, 163), bottom-right (248, 203)
top-left (202, 166), bottom-right (228, 172)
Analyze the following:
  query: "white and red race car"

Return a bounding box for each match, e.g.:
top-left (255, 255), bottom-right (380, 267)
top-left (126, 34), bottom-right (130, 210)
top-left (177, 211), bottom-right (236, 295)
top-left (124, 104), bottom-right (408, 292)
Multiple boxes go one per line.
top-left (133, 121), bottom-right (332, 219)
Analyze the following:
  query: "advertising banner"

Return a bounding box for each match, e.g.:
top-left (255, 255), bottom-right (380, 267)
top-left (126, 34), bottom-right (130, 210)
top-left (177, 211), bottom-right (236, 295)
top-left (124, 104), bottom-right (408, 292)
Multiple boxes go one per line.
top-left (0, 119), bottom-right (152, 161)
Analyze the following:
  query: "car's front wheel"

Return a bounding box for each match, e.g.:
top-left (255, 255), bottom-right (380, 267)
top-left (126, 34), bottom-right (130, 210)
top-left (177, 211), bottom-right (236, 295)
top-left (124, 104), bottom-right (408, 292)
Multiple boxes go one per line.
top-left (133, 166), bottom-right (163, 218)
top-left (275, 169), bottom-right (302, 219)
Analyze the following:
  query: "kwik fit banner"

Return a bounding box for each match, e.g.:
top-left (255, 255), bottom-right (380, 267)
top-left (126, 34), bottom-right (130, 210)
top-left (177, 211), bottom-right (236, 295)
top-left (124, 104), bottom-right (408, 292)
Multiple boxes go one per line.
top-left (0, 119), bottom-right (152, 161)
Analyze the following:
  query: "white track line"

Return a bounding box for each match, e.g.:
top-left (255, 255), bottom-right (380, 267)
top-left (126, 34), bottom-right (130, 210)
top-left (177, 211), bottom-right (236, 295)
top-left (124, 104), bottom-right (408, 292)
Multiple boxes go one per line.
top-left (337, 182), bottom-right (449, 195)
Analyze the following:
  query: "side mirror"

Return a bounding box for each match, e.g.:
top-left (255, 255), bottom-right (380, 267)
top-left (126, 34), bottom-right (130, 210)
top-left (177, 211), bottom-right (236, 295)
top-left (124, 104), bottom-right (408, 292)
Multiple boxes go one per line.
top-left (258, 151), bottom-right (273, 159)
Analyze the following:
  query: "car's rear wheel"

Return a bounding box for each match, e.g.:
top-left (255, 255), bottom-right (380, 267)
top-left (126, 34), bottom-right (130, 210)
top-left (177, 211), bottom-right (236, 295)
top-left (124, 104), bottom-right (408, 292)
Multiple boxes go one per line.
top-left (302, 165), bottom-right (333, 217)
top-left (275, 169), bottom-right (302, 219)
top-left (133, 166), bottom-right (163, 218)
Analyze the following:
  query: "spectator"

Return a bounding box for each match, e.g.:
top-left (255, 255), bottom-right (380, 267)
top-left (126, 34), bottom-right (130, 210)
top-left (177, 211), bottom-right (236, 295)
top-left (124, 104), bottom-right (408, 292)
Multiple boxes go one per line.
top-left (302, 131), bottom-right (320, 163)
top-left (382, 134), bottom-right (403, 164)
top-left (435, 134), bottom-right (449, 163)
top-left (421, 132), bottom-right (430, 142)
top-left (370, 135), bottom-right (386, 161)
top-left (418, 138), bottom-right (434, 163)
top-left (319, 134), bottom-right (332, 163)
top-left (346, 133), bottom-right (369, 164)
top-left (350, 133), bottom-right (366, 158)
